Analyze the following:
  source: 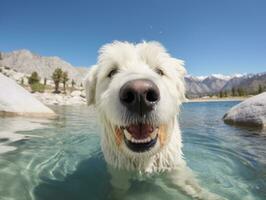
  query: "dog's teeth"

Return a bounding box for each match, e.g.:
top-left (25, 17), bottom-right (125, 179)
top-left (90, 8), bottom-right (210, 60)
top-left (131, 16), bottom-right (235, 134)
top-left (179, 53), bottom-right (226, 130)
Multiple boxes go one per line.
top-left (151, 128), bottom-right (158, 139)
top-left (125, 131), bottom-right (156, 143)
top-left (124, 129), bottom-right (132, 140)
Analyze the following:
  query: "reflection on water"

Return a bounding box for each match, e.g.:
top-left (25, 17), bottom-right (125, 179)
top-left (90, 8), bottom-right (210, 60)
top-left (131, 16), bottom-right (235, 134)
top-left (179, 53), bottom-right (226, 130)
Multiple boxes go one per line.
top-left (0, 102), bottom-right (266, 200)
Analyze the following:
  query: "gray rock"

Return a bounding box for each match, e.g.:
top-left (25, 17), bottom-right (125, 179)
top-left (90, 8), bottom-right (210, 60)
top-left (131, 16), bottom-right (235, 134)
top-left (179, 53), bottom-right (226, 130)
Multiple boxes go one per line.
top-left (223, 92), bottom-right (266, 128)
top-left (0, 74), bottom-right (56, 118)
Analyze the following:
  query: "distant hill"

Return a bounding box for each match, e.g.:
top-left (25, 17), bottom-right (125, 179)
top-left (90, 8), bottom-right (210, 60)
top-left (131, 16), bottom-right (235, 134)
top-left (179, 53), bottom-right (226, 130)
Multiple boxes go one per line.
top-left (0, 49), bottom-right (89, 83)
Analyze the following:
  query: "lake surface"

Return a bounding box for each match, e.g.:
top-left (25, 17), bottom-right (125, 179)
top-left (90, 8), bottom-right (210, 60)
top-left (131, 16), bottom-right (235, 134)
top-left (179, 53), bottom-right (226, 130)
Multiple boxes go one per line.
top-left (0, 102), bottom-right (266, 200)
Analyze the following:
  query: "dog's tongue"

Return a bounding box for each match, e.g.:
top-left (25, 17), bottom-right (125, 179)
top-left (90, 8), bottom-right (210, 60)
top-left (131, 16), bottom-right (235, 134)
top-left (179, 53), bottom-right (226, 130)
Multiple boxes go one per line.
top-left (126, 124), bottom-right (154, 139)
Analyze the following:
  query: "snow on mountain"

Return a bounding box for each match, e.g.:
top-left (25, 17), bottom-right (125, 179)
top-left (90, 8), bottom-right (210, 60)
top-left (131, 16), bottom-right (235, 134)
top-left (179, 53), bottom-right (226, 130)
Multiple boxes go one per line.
top-left (209, 74), bottom-right (232, 80)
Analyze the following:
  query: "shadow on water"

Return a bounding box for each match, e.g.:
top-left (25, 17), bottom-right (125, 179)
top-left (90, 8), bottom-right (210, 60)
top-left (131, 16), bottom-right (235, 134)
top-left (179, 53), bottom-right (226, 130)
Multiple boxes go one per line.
top-left (34, 155), bottom-right (112, 200)
top-left (33, 155), bottom-right (187, 200)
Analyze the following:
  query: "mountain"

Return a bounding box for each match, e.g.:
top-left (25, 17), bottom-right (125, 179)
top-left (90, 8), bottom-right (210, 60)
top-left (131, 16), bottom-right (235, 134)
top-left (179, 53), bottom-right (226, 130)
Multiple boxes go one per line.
top-left (185, 73), bottom-right (266, 98)
top-left (222, 73), bottom-right (266, 94)
top-left (185, 76), bottom-right (211, 98)
top-left (0, 49), bottom-right (89, 83)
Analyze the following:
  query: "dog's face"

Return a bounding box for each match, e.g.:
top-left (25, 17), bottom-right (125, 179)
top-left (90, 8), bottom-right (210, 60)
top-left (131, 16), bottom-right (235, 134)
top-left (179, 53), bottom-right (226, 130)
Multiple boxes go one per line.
top-left (85, 41), bottom-right (186, 158)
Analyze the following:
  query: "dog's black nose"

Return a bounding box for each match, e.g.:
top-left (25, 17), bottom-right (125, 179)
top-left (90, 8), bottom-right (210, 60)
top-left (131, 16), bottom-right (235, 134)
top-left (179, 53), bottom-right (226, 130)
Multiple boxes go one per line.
top-left (119, 79), bottom-right (160, 115)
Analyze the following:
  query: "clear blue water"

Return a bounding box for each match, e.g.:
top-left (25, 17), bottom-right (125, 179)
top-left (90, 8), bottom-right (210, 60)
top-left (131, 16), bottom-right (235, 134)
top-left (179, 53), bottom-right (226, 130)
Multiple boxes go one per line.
top-left (0, 102), bottom-right (266, 200)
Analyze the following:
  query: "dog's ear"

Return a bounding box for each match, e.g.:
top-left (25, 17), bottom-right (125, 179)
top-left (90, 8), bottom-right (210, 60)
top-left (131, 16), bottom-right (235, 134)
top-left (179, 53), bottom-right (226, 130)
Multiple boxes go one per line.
top-left (173, 58), bottom-right (186, 78)
top-left (84, 65), bottom-right (98, 105)
top-left (172, 58), bottom-right (187, 102)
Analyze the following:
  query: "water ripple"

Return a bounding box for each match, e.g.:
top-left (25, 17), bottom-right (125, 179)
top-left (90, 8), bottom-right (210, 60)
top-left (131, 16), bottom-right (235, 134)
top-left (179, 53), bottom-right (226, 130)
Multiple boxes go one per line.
top-left (0, 103), bottom-right (266, 200)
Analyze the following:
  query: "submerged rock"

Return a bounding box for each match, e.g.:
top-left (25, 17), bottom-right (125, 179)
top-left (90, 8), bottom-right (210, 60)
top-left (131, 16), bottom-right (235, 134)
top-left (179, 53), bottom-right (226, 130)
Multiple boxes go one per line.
top-left (223, 92), bottom-right (266, 128)
top-left (0, 73), bottom-right (56, 118)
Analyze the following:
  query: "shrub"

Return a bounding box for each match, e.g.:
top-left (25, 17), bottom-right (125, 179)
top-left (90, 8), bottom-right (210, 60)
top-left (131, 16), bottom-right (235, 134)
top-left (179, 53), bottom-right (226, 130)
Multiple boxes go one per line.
top-left (31, 83), bottom-right (45, 93)
top-left (28, 71), bottom-right (40, 85)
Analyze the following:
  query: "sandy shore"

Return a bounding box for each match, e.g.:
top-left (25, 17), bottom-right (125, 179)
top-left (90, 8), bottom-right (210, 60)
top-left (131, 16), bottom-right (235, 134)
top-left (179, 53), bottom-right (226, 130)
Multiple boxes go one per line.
top-left (186, 96), bottom-right (249, 103)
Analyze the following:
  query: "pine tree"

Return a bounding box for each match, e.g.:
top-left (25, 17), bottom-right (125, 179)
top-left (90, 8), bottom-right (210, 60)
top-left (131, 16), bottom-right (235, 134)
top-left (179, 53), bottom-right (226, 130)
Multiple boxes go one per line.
top-left (231, 87), bottom-right (236, 96)
top-left (219, 91), bottom-right (223, 98)
top-left (224, 91), bottom-right (228, 97)
top-left (52, 68), bottom-right (63, 93)
top-left (237, 88), bottom-right (245, 96)
top-left (71, 79), bottom-right (75, 88)
top-left (258, 84), bottom-right (263, 94)
top-left (62, 71), bottom-right (69, 93)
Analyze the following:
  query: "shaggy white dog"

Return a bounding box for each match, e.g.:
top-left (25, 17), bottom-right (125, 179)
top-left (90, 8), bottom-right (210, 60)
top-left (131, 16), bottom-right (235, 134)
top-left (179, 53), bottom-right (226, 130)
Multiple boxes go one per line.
top-left (85, 41), bottom-right (223, 200)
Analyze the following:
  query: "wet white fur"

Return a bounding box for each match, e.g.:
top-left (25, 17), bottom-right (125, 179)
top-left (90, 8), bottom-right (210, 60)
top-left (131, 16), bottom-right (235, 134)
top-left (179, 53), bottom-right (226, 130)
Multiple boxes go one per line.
top-left (85, 41), bottom-right (224, 200)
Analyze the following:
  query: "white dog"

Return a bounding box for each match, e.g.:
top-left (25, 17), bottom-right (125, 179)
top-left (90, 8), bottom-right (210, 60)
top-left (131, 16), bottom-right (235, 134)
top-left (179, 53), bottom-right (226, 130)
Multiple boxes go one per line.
top-left (85, 41), bottom-right (223, 200)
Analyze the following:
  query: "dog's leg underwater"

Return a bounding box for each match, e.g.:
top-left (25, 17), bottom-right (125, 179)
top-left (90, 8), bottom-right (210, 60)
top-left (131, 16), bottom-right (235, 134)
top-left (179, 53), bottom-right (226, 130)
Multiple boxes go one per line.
top-left (164, 164), bottom-right (226, 200)
top-left (108, 166), bottom-right (131, 199)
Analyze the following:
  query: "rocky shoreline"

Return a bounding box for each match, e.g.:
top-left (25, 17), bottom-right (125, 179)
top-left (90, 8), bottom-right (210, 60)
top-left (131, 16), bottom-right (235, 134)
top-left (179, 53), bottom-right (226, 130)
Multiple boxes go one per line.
top-left (0, 65), bottom-right (87, 106)
top-left (33, 90), bottom-right (87, 106)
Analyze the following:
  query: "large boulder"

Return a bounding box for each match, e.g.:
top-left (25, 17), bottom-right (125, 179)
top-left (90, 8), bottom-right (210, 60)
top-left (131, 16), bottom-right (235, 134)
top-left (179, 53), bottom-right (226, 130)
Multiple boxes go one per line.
top-left (223, 92), bottom-right (266, 128)
top-left (0, 73), bottom-right (56, 118)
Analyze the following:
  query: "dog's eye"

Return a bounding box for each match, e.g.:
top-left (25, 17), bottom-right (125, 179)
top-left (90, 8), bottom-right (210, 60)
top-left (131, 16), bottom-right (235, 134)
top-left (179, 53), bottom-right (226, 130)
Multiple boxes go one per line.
top-left (107, 69), bottom-right (118, 78)
top-left (155, 68), bottom-right (164, 76)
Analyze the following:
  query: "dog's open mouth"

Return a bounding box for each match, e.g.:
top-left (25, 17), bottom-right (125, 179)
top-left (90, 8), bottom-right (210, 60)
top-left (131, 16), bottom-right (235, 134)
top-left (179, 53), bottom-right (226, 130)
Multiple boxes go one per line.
top-left (121, 124), bottom-right (158, 152)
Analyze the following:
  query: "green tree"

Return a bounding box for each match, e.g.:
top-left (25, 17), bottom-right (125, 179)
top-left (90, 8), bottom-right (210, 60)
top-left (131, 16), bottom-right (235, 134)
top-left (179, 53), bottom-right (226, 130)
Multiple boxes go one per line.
top-left (28, 71), bottom-right (40, 85)
top-left (231, 87), bottom-right (236, 96)
top-left (224, 91), bottom-right (228, 97)
top-left (71, 79), bottom-right (75, 88)
top-left (52, 68), bottom-right (63, 93)
top-left (258, 84), bottom-right (263, 94)
top-left (219, 91), bottom-right (223, 98)
top-left (237, 88), bottom-right (246, 96)
top-left (62, 71), bottom-right (69, 93)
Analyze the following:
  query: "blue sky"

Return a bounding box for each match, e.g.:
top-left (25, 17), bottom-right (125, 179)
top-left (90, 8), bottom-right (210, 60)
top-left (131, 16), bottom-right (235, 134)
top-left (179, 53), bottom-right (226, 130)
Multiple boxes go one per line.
top-left (0, 0), bottom-right (266, 76)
